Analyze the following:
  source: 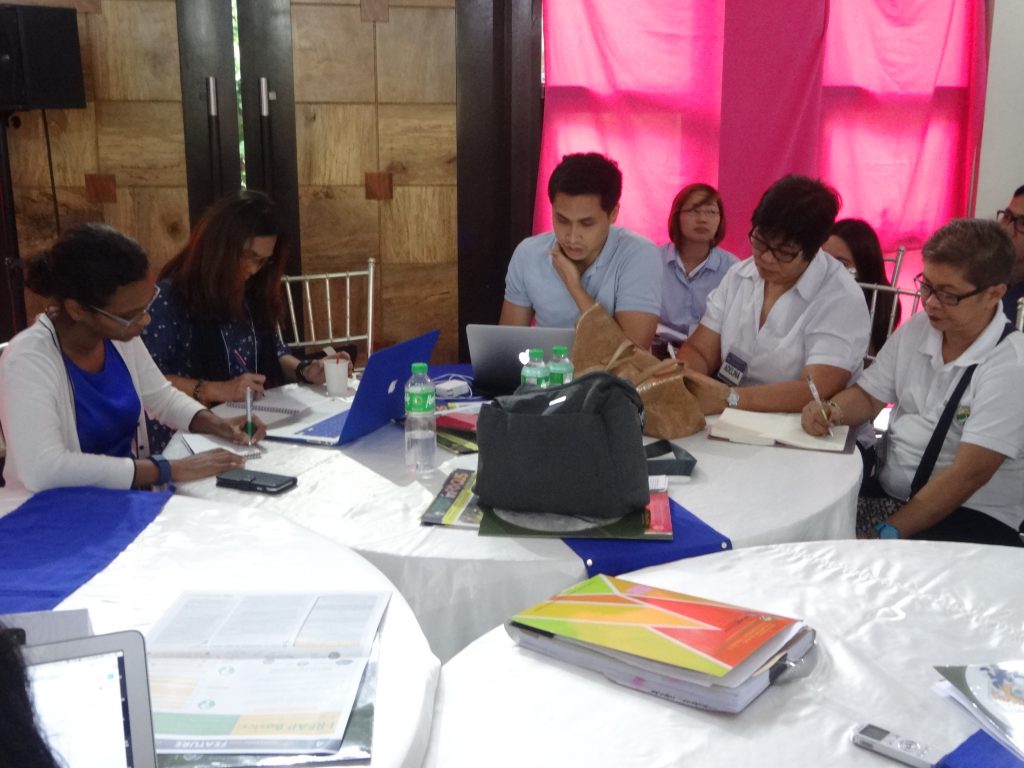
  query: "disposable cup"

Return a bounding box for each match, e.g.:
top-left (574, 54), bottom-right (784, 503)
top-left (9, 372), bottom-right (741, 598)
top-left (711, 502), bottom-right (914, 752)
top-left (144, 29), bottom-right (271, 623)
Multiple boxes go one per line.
top-left (324, 356), bottom-right (348, 396)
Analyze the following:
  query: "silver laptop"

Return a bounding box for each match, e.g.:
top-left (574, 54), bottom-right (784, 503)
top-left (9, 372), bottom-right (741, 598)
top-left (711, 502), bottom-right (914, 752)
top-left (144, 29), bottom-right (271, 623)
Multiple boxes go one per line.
top-left (24, 630), bottom-right (157, 768)
top-left (466, 324), bottom-right (574, 395)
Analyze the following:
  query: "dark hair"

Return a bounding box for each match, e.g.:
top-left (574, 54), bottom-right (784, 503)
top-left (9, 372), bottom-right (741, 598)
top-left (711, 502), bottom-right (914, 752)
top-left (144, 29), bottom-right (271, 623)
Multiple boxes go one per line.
top-left (159, 189), bottom-right (286, 331)
top-left (668, 183), bottom-right (726, 251)
top-left (829, 219), bottom-right (901, 354)
top-left (1013, 184), bottom-right (1024, 198)
top-left (25, 224), bottom-right (149, 309)
top-left (547, 153), bottom-right (623, 214)
top-left (751, 175), bottom-right (840, 262)
top-left (923, 218), bottom-right (1015, 288)
top-left (0, 624), bottom-right (60, 768)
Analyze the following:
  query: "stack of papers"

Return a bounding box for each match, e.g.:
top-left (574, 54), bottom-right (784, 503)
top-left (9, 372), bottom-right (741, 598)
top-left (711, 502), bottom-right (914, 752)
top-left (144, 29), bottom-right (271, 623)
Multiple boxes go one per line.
top-left (507, 574), bottom-right (815, 713)
top-left (147, 591), bottom-right (389, 756)
top-left (709, 408), bottom-right (849, 451)
top-left (935, 662), bottom-right (1024, 760)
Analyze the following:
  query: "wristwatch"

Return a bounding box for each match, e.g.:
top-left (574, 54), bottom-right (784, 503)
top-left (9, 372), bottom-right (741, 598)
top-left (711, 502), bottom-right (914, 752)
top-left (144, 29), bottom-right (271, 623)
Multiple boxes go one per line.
top-left (726, 387), bottom-right (740, 408)
top-left (875, 522), bottom-right (900, 539)
top-left (295, 359), bottom-right (313, 384)
top-left (149, 454), bottom-right (172, 486)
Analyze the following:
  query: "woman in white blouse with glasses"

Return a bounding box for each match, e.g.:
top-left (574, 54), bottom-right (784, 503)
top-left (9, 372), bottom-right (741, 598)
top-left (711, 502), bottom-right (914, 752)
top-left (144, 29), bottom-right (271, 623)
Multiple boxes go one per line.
top-left (676, 175), bottom-right (870, 414)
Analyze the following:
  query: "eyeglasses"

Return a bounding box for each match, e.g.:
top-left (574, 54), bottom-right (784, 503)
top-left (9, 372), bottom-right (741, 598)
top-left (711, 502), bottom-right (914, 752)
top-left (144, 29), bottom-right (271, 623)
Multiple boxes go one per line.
top-left (913, 273), bottom-right (992, 306)
top-left (749, 229), bottom-right (802, 263)
top-left (240, 247), bottom-right (274, 270)
top-left (682, 206), bottom-right (721, 218)
top-left (88, 285), bottom-right (161, 327)
top-left (997, 209), bottom-right (1024, 235)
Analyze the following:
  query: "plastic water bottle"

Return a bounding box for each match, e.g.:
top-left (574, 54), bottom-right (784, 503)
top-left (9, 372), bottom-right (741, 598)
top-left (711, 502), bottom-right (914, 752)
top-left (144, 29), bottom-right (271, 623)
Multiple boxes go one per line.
top-left (520, 348), bottom-right (549, 389)
top-left (547, 345), bottom-right (574, 385)
top-left (404, 362), bottom-right (436, 475)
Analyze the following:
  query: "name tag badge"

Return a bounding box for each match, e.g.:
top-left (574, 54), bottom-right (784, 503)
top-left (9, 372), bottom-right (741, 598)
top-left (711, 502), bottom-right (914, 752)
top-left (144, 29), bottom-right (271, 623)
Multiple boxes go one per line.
top-left (717, 352), bottom-right (748, 386)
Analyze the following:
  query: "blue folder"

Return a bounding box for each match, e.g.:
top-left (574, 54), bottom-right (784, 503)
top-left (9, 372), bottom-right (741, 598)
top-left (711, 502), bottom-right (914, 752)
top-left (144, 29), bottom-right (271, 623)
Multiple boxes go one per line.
top-left (0, 487), bottom-right (170, 613)
top-left (563, 498), bottom-right (732, 577)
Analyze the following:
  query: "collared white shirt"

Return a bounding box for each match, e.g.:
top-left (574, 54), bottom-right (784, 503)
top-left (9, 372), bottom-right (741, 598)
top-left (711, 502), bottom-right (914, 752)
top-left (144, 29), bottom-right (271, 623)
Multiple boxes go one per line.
top-left (858, 310), bottom-right (1024, 530)
top-left (700, 250), bottom-right (870, 386)
top-left (659, 244), bottom-right (738, 336)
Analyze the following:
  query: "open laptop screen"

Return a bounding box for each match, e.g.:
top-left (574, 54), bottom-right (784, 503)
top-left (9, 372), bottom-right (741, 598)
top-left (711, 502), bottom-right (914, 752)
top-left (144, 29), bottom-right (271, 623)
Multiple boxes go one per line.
top-left (23, 631), bottom-right (157, 768)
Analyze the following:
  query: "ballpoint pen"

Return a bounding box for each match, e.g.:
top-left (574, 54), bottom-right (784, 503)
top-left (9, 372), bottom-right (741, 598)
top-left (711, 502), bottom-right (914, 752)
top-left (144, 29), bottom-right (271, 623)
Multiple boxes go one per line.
top-left (806, 374), bottom-right (833, 437)
top-left (244, 386), bottom-right (255, 445)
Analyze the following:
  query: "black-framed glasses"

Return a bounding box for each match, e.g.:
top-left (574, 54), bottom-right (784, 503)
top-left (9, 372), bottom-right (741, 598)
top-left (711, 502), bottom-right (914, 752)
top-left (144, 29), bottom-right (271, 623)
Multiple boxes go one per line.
top-left (682, 205), bottom-right (721, 218)
top-left (88, 285), bottom-right (161, 327)
top-left (997, 209), bottom-right (1024, 235)
top-left (749, 229), bottom-right (802, 263)
top-left (913, 273), bottom-right (992, 306)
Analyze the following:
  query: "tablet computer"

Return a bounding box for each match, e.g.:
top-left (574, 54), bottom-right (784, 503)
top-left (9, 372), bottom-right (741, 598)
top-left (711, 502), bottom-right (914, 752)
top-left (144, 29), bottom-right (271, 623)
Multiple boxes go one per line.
top-left (23, 630), bottom-right (157, 768)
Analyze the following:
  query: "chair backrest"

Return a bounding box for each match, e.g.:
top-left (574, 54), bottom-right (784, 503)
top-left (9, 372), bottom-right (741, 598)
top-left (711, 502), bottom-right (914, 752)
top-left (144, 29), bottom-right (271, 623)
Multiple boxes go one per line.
top-left (277, 258), bottom-right (375, 366)
top-left (1016, 297), bottom-right (1024, 333)
top-left (857, 282), bottom-right (923, 364)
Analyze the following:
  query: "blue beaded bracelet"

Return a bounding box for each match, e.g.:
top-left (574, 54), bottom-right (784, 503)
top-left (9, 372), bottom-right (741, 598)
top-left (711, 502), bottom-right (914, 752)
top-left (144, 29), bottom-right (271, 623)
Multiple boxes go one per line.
top-left (875, 522), bottom-right (900, 539)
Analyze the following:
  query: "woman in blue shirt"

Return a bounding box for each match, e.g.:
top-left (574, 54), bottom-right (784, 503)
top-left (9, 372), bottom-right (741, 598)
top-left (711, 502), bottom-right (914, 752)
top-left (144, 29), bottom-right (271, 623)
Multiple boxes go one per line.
top-left (0, 224), bottom-right (261, 492)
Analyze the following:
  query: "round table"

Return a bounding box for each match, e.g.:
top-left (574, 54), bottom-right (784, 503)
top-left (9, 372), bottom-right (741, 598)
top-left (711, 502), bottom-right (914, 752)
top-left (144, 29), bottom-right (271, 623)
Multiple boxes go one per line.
top-left (30, 492), bottom-right (441, 768)
top-left (170, 394), bottom-right (860, 662)
top-left (424, 539), bottom-right (1024, 767)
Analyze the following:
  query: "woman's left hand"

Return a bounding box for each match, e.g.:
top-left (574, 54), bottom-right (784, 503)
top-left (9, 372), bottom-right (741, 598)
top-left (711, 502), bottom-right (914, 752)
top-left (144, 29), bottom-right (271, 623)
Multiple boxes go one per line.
top-left (680, 366), bottom-right (730, 414)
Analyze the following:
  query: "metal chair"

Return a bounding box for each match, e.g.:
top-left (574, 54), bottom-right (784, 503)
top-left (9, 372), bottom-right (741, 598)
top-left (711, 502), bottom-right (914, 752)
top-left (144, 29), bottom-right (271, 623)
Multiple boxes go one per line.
top-left (1016, 296), bottom-right (1024, 332)
top-left (277, 258), bottom-right (375, 369)
top-left (856, 283), bottom-right (923, 365)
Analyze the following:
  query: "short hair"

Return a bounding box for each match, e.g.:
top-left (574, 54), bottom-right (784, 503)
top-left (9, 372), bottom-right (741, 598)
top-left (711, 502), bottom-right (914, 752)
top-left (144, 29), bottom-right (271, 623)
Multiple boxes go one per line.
top-left (1013, 184), bottom-right (1024, 198)
top-left (667, 183), bottom-right (726, 251)
top-left (923, 218), bottom-right (1015, 288)
top-left (751, 175), bottom-right (840, 261)
top-left (159, 189), bottom-right (286, 330)
top-left (547, 153), bottom-right (623, 214)
top-left (25, 224), bottom-right (149, 309)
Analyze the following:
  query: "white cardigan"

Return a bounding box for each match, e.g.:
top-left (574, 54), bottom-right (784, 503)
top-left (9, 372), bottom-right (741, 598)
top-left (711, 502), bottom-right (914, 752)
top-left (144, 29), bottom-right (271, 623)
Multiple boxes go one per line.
top-left (0, 314), bottom-right (205, 492)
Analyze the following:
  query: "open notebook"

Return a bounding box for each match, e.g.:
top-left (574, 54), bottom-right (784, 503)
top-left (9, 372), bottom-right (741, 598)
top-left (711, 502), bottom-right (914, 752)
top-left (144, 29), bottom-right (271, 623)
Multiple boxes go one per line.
top-left (709, 408), bottom-right (849, 452)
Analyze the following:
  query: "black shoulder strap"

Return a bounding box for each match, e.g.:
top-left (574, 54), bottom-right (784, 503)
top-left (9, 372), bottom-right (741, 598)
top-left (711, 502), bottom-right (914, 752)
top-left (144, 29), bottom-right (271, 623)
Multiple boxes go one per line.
top-left (910, 322), bottom-right (1016, 496)
top-left (645, 440), bottom-right (696, 476)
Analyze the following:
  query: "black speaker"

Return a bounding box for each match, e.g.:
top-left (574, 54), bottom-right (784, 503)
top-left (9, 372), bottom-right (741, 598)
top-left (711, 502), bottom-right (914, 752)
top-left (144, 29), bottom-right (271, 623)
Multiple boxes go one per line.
top-left (0, 5), bottom-right (85, 111)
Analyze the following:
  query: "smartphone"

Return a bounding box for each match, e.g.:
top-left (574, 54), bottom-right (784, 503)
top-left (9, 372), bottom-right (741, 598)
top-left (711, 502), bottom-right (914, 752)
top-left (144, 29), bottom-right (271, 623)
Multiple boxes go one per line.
top-left (851, 723), bottom-right (936, 768)
top-left (215, 469), bottom-right (297, 494)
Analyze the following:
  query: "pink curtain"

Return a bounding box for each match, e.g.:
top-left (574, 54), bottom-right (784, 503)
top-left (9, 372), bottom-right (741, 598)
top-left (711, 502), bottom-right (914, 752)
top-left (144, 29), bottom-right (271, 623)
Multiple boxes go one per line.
top-left (536, 0), bottom-right (988, 295)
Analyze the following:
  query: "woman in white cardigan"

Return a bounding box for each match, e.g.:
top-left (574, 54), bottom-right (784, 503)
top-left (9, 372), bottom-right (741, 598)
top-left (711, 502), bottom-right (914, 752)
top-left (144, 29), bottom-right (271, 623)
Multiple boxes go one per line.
top-left (0, 224), bottom-right (264, 493)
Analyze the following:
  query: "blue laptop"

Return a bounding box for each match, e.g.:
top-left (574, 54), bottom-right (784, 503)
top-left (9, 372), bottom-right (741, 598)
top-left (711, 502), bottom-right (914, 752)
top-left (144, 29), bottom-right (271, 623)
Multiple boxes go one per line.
top-left (267, 329), bottom-right (441, 446)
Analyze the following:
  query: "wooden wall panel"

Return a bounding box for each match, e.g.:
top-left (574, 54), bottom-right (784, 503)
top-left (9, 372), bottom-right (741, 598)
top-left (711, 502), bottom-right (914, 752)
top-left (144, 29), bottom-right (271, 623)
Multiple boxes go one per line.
top-left (376, 8), bottom-right (455, 103)
top-left (296, 104), bottom-right (377, 186)
top-left (299, 187), bottom-right (380, 266)
top-left (6, 107), bottom-right (98, 187)
top-left (291, 0), bottom-right (358, 5)
top-left (292, 5), bottom-right (375, 103)
top-left (378, 104), bottom-right (456, 184)
top-left (96, 101), bottom-right (186, 187)
top-left (14, 187), bottom-right (102, 262)
top-left (88, 0), bottom-right (181, 101)
top-left (102, 187), bottom-right (190, 272)
top-left (380, 262), bottom-right (457, 361)
top-left (393, 0), bottom-right (455, 7)
top-left (381, 186), bottom-right (456, 265)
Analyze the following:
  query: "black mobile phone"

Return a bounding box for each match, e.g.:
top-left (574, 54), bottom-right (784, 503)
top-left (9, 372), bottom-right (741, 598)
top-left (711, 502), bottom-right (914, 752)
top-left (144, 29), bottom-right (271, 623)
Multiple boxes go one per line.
top-left (215, 469), bottom-right (297, 494)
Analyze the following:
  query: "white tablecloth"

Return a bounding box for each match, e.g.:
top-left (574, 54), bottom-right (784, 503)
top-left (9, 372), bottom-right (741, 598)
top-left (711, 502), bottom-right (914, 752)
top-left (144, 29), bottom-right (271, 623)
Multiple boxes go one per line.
top-left (170, 407), bottom-right (860, 662)
top-left (0, 491), bottom-right (440, 768)
top-left (425, 540), bottom-right (1024, 767)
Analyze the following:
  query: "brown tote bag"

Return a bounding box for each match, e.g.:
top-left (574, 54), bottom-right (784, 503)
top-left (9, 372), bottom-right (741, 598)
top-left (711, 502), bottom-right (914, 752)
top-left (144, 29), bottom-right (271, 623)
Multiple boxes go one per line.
top-left (570, 304), bottom-right (706, 439)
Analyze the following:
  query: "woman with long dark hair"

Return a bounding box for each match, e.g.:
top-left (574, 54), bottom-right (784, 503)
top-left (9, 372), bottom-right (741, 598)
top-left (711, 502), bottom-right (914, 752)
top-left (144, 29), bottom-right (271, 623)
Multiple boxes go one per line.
top-left (0, 623), bottom-right (59, 768)
top-left (824, 218), bottom-right (902, 356)
top-left (143, 190), bottom-right (329, 451)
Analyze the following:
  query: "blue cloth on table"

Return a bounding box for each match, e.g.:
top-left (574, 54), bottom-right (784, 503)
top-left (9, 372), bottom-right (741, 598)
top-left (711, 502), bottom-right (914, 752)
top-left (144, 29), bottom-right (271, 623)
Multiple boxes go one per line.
top-left (0, 487), bottom-right (171, 613)
top-left (937, 731), bottom-right (1024, 768)
top-left (563, 498), bottom-right (732, 577)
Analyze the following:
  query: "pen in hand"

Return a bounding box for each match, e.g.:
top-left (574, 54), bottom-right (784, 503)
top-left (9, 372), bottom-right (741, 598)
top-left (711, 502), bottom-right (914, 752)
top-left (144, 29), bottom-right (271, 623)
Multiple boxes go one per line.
top-left (232, 349), bottom-right (248, 372)
top-left (805, 374), bottom-right (833, 437)
top-left (244, 386), bottom-right (256, 445)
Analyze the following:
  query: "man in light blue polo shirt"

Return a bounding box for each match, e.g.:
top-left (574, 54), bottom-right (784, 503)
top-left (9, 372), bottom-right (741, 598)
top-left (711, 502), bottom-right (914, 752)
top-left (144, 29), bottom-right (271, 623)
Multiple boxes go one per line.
top-left (499, 153), bottom-right (662, 349)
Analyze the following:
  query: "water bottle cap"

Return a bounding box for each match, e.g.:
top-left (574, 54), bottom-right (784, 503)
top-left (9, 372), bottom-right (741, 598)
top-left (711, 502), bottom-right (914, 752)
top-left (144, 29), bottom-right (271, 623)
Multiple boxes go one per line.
top-left (411, 362), bottom-right (428, 374)
top-left (551, 345), bottom-right (568, 356)
top-left (528, 348), bottom-right (544, 361)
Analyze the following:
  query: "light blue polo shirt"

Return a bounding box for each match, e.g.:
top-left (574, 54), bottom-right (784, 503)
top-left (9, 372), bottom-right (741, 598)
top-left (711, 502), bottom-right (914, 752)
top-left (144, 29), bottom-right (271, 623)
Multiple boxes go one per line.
top-left (659, 244), bottom-right (739, 336)
top-left (504, 226), bottom-right (662, 328)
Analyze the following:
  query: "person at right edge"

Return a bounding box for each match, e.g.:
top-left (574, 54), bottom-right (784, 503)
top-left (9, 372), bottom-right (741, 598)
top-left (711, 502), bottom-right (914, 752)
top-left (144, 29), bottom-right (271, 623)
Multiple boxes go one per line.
top-left (802, 219), bottom-right (1024, 547)
top-left (997, 184), bottom-right (1024, 323)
